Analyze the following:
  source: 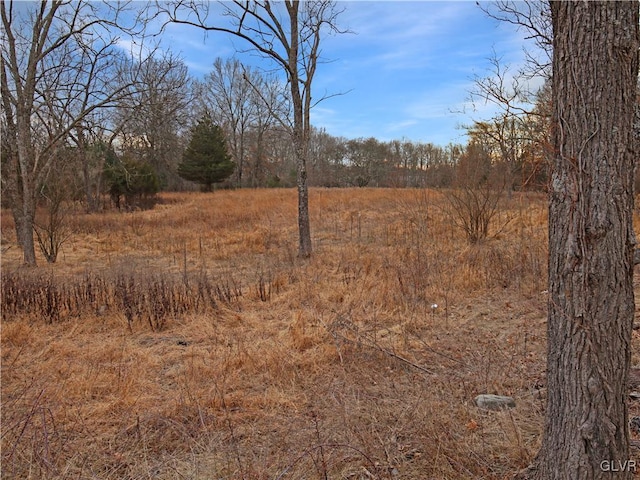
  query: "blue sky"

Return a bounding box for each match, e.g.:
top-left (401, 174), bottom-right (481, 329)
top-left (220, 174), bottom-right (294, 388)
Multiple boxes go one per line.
top-left (154, 1), bottom-right (537, 146)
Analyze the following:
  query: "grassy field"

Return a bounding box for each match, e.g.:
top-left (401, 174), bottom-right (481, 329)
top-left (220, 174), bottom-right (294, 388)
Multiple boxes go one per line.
top-left (1, 188), bottom-right (639, 479)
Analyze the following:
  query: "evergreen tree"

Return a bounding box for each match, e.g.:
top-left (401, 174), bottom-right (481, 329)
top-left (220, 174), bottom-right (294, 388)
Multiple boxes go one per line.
top-left (178, 115), bottom-right (235, 191)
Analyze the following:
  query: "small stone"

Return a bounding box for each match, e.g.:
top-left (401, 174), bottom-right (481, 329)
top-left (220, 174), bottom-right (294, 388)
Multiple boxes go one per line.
top-left (474, 394), bottom-right (516, 411)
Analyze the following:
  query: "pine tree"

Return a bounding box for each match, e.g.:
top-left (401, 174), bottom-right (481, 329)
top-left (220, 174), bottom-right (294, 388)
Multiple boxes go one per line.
top-left (178, 115), bottom-right (235, 191)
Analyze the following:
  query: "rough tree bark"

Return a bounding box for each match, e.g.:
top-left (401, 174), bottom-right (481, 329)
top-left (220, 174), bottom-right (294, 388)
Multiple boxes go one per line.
top-left (519, 2), bottom-right (639, 479)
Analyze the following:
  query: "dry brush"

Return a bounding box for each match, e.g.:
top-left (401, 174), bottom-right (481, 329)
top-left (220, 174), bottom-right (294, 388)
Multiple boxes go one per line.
top-left (2, 188), bottom-right (632, 479)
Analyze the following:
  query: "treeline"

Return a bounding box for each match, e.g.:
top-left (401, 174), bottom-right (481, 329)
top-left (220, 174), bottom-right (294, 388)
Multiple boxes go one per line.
top-left (9, 54), bottom-right (550, 213)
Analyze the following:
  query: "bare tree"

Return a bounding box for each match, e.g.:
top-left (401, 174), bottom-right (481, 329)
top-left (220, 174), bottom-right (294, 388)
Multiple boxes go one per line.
top-left (466, 53), bottom-right (553, 193)
top-left (200, 58), bottom-right (286, 188)
top-left (0, 0), bottom-right (145, 265)
top-left (478, 1), bottom-right (552, 80)
top-left (115, 53), bottom-right (193, 190)
top-left (518, 2), bottom-right (639, 479)
top-left (202, 58), bottom-right (253, 187)
top-left (470, 53), bottom-right (542, 119)
top-left (466, 118), bottom-right (532, 192)
top-left (444, 141), bottom-right (508, 244)
top-left (33, 150), bottom-right (75, 262)
top-left (468, 2), bottom-right (553, 194)
top-left (162, 0), bottom-right (346, 257)
top-left (248, 76), bottom-right (289, 187)
top-left (62, 40), bottom-right (123, 213)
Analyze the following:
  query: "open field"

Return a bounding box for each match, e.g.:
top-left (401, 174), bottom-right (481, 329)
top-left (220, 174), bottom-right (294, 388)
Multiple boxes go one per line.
top-left (2, 188), bottom-right (640, 479)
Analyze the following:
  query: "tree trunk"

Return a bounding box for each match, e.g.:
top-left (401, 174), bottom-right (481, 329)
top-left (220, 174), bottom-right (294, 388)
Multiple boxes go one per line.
top-left (521, 2), bottom-right (639, 479)
top-left (16, 120), bottom-right (38, 266)
top-left (287, 1), bottom-right (312, 258)
top-left (18, 195), bottom-right (37, 266)
top-left (3, 160), bottom-right (35, 262)
top-left (295, 139), bottom-right (312, 258)
top-left (78, 128), bottom-right (99, 213)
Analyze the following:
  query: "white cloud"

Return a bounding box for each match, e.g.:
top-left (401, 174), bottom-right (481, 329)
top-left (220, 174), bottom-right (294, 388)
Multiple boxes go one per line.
top-left (386, 119), bottom-right (419, 131)
top-left (115, 38), bottom-right (154, 60)
top-left (165, 1), bottom-right (544, 145)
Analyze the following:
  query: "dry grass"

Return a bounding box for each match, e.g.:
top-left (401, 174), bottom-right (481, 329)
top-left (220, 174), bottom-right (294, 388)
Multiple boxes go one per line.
top-left (0, 188), bottom-right (638, 479)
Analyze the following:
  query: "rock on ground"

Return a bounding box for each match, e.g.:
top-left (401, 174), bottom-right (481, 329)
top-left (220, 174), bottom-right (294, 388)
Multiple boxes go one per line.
top-left (474, 394), bottom-right (516, 411)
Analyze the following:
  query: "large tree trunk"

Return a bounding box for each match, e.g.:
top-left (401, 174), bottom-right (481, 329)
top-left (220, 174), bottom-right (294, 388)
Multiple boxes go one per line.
top-left (521, 2), bottom-right (639, 479)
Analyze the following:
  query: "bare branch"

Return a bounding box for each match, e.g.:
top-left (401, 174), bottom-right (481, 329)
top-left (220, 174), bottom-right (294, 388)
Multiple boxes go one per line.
top-left (1, 0), bottom-right (151, 264)
top-left (158, 0), bottom-right (347, 257)
top-left (478, 0), bottom-right (552, 77)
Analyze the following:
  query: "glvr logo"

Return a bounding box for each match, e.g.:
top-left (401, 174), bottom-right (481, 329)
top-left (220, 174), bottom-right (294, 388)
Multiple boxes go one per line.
top-left (600, 460), bottom-right (637, 472)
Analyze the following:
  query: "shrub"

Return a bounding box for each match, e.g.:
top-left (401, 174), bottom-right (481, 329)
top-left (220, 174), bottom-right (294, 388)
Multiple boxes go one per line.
top-left (103, 155), bottom-right (160, 209)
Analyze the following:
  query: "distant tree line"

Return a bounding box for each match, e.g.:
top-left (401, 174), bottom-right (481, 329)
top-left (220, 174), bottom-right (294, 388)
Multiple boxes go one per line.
top-left (95, 51), bottom-right (553, 194)
top-left (2, 44), bottom-right (553, 205)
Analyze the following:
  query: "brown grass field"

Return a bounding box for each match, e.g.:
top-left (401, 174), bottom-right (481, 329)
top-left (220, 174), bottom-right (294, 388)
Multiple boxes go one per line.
top-left (2, 188), bottom-right (640, 479)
